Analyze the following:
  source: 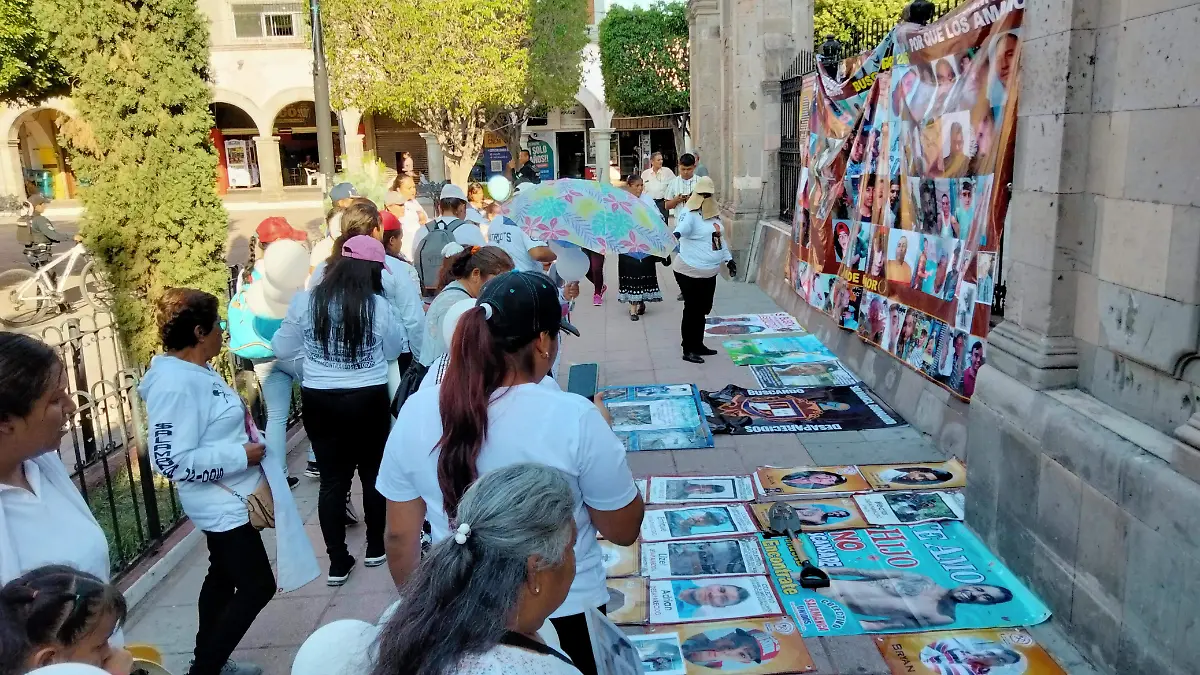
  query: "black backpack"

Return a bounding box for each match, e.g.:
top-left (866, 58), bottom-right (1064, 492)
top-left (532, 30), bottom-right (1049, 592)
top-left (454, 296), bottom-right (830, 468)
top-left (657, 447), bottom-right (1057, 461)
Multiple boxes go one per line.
top-left (414, 218), bottom-right (466, 293)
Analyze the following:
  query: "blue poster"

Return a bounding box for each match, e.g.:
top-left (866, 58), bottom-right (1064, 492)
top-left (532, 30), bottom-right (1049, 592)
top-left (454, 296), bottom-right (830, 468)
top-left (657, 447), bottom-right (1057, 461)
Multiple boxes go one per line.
top-left (761, 522), bottom-right (1050, 638)
top-left (600, 384), bottom-right (714, 452)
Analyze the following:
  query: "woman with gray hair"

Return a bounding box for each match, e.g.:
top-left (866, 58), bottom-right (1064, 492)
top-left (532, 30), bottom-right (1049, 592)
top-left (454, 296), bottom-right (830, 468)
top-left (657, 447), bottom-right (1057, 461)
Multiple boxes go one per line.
top-left (371, 463), bottom-right (582, 674)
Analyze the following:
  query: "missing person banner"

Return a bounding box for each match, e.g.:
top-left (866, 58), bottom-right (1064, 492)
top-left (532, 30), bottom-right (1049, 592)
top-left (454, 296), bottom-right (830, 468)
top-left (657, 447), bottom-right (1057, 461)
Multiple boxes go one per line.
top-left (649, 576), bottom-right (783, 624)
top-left (641, 505), bottom-right (761, 542)
top-left (722, 336), bottom-right (838, 366)
top-left (750, 498), bottom-right (872, 532)
top-left (702, 384), bottom-right (904, 434)
top-left (753, 465), bottom-right (872, 499)
top-left (704, 313), bottom-right (807, 337)
top-left (608, 577), bottom-right (650, 624)
top-left (602, 540), bottom-right (641, 578)
top-left (751, 361), bottom-right (860, 388)
top-left (761, 522), bottom-right (1051, 638)
top-left (787, 0), bottom-right (1023, 401)
top-left (647, 475), bottom-right (758, 504)
top-left (628, 617), bottom-right (815, 674)
top-left (587, 607), bottom-right (648, 675)
top-left (854, 491), bottom-right (965, 526)
top-left (860, 458), bottom-right (967, 491)
top-left (642, 539), bottom-right (768, 579)
top-left (601, 384), bottom-right (714, 451)
top-left (875, 627), bottom-right (1068, 675)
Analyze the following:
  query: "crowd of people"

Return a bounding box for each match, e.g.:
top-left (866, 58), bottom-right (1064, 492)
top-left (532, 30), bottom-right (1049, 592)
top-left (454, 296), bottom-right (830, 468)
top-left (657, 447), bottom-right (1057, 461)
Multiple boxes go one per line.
top-left (0, 154), bottom-right (738, 675)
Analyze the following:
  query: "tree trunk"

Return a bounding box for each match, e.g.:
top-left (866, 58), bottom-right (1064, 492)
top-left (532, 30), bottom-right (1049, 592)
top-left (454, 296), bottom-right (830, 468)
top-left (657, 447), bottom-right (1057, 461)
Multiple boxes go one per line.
top-left (445, 155), bottom-right (476, 188)
top-left (671, 113), bottom-right (690, 159)
top-left (421, 109), bottom-right (488, 188)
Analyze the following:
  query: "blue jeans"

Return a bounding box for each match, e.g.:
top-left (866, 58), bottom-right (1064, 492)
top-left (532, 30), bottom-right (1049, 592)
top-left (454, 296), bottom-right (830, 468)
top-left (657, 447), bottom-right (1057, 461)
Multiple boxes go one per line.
top-left (252, 357), bottom-right (313, 474)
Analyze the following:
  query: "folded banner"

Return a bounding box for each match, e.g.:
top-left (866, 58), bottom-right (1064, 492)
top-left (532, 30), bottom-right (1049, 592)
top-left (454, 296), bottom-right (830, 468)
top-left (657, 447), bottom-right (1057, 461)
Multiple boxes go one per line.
top-left (874, 627), bottom-right (1068, 675)
top-left (761, 523), bottom-right (1051, 638)
top-left (627, 617), bottom-right (815, 675)
top-left (601, 384), bottom-right (714, 451)
top-left (702, 384), bottom-right (904, 434)
top-left (704, 313), bottom-right (806, 337)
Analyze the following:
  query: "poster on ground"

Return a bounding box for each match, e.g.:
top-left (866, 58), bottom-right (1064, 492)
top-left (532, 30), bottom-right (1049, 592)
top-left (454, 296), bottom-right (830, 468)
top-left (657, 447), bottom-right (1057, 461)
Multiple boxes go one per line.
top-left (627, 617), bottom-right (816, 674)
top-left (702, 384), bottom-right (904, 434)
top-left (787, 0), bottom-right (1024, 401)
top-left (642, 539), bottom-right (768, 579)
top-left (641, 505), bottom-right (761, 542)
top-left (723, 336), bottom-right (838, 366)
top-left (761, 523), bottom-right (1051, 638)
top-left (875, 628), bottom-right (1068, 675)
top-left (753, 465), bottom-right (872, 499)
top-left (601, 384), bottom-right (714, 451)
top-left (751, 362), bottom-right (860, 388)
top-left (705, 313), bottom-right (807, 337)
top-left (854, 491), bottom-right (964, 526)
top-left (647, 475), bottom-right (757, 504)
top-left (750, 498), bottom-right (871, 532)
top-left (649, 576), bottom-right (783, 624)
top-left (859, 458), bottom-right (967, 491)
top-left (608, 577), bottom-right (650, 625)
top-left (602, 540), bottom-right (641, 578)
top-left (587, 607), bottom-right (647, 675)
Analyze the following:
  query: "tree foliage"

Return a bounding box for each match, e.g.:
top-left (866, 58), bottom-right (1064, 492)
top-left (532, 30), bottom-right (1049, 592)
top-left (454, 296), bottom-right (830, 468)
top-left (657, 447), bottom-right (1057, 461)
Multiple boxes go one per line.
top-left (43, 0), bottom-right (229, 364)
top-left (813, 0), bottom-right (908, 46)
top-left (597, 2), bottom-right (688, 117)
top-left (0, 0), bottom-right (67, 104)
top-left (324, 0), bottom-right (530, 185)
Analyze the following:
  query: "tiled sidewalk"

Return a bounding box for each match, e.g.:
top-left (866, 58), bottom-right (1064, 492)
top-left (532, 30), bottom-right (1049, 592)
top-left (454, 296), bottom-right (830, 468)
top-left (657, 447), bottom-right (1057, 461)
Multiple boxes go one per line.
top-left (123, 258), bottom-right (1085, 675)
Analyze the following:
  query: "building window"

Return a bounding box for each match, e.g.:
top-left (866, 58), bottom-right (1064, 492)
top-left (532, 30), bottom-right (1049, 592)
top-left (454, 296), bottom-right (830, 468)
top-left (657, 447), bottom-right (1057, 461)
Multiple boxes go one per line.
top-left (232, 3), bottom-right (304, 39)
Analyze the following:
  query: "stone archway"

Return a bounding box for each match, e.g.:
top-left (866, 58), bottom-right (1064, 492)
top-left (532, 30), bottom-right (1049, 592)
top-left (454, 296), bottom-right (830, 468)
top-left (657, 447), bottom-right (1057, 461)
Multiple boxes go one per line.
top-left (1, 99), bottom-right (80, 200)
top-left (210, 101), bottom-right (267, 191)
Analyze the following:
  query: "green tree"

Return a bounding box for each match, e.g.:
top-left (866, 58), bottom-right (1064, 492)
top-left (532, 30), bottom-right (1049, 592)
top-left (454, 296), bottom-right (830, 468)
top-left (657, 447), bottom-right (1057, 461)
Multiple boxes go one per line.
top-left (42, 0), bottom-right (230, 364)
top-left (324, 0), bottom-right (529, 186)
top-left (597, 2), bottom-right (688, 150)
top-left (492, 0), bottom-right (589, 167)
top-left (0, 0), bottom-right (67, 104)
top-left (813, 0), bottom-right (908, 46)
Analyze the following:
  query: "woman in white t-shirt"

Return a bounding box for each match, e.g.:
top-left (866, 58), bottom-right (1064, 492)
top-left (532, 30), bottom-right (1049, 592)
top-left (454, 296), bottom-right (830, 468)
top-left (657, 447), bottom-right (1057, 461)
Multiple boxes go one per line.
top-left (377, 271), bottom-right (644, 675)
top-left (418, 245), bottom-right (514, 368)
top-left (672, 176), bottom-right (735, 363)
top-left (372, 464), bottom-right (583, 675)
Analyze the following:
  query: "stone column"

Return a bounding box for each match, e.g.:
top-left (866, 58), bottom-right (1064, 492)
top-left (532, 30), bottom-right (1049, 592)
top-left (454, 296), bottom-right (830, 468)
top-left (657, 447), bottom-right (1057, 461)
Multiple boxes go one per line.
top-left (340, 108), bottom-right (365, 172)
top-left (1, 140), bottom-right (25, 198)
top-left (252, 136), bottom-right (285, 200)
top-left (592, 128), bottom-right (613, 184)
top-left (687, 0), bottom-right (722, 189)
top-left (419, 132), bottom-right (445, 182)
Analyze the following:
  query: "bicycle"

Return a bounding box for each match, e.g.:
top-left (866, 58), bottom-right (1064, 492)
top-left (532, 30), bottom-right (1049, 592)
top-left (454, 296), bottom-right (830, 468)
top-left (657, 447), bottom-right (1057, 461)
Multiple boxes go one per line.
top-left (0, 239), bottom-right (114, 326)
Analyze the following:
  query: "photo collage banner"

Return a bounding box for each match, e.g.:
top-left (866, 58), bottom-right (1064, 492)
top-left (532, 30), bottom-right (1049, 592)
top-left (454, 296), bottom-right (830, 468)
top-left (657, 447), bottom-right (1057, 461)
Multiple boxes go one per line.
top-left (788, 0), bottom-right (1023, 400)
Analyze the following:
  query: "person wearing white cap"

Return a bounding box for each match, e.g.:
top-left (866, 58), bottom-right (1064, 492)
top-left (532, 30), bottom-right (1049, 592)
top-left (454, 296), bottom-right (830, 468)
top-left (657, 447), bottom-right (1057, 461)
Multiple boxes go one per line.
top-left (411, 184), bottom-right (488, 294)
top-left (672, 175), bottom-right (735, 364)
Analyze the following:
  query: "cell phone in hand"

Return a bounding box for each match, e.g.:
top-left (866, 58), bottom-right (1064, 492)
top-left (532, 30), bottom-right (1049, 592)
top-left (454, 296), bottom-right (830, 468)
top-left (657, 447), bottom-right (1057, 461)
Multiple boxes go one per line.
top-left (566, 362), bottom-right (599, 400)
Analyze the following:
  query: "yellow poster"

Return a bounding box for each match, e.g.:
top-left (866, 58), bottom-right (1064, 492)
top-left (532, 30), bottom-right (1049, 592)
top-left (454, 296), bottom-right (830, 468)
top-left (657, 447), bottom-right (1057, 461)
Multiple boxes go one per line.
top-left (750, 497), bottom-right (870, 532)
top-left (876, 628), bottom-right (1066, 675)
top-left (601, 540), bottom-right (640, 578)
top-left (629, 616), bottom-right (815, 674)
top-left (607, 577), bottom-right (649, 625)
top-left (754, 465), bottom-right (871, 498)
top-left (859, 458), bottom-right (966, 491)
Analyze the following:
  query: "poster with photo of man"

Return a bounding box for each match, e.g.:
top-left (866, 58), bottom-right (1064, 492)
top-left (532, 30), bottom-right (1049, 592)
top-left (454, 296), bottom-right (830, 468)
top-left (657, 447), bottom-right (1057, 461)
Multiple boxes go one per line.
top-left (649, 575), bottom-right (783, 624)
top-left (648, 475), bottom-right (757, 504)
top-left (875, 628), bottom-right (1068, 675)
top-left (627, 617), bottom-right (815, 675)
top-left (642, 538), bottom-right (767, 579)
top-left (641, 505), bottom-right (760, 542)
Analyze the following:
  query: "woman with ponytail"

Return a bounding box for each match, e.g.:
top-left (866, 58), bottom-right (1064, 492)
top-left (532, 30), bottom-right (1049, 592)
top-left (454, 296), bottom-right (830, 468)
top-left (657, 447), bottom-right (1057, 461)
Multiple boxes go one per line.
top-left (372, 463), bottom-right (580, 675)
top-left (417, 244), bottom-right (514, 368)
top-left (377, 271), bottom-right (644, 675)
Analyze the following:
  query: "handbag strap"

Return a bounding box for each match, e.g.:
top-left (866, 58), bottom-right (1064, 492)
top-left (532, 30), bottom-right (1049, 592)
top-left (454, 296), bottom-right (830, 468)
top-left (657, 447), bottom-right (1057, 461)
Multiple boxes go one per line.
top-left (497, 631), bottom-right (575, 667)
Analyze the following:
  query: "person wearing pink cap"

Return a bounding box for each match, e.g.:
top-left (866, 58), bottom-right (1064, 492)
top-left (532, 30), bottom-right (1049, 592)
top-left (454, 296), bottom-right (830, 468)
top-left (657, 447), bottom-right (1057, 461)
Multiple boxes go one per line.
top-left (272, 234), bottom-right (407, 586)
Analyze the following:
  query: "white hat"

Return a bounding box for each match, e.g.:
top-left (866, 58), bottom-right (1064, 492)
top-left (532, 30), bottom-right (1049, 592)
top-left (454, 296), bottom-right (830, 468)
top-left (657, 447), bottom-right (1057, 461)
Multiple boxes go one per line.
top-left (440, 183), bottom-right (468, 201)
top-left (291, 620), bottom-right (378, 675)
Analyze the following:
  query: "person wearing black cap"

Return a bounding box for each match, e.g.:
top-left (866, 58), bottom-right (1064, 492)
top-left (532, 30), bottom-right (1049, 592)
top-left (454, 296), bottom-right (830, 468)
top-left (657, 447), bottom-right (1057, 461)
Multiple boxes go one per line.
top-left (17, 194), bottom-right (65, 249)
top-left (376, 270), bottom-right (645, 675)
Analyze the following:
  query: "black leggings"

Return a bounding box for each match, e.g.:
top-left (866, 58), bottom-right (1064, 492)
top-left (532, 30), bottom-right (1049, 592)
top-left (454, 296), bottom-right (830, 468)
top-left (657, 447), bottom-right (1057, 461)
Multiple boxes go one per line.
top-left (301, 384), bottom-right (390, 562)
top-left (549, 605), bottom-right (606, 675)
top-left (674, 271), bottom-right (717, 353)
top-left (584, 249), bottom-right (605, 293)
top-left (191, 524), bottom-right (275, 675)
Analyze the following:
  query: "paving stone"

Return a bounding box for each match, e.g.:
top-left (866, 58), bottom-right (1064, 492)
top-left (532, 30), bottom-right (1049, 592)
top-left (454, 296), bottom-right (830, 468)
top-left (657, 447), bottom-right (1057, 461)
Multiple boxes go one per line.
top-left (804, 439), bottom-right (943, 466)
top-left (802, 636), bottom-right (836, 674)
top-left (822, 635), bottom-right (890, 674)
top-left (625, 450), bottom-right (678, 478)
top-left (672, 447), bottom-right (749, 475)
top-left (237, 596), bottom-right (329, 649)
top-left (125, 604), bottom-right (200, 654)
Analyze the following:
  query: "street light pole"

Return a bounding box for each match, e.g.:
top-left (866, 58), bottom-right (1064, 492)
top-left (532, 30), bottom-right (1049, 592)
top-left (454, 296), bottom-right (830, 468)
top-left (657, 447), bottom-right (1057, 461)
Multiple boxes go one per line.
top-left (309, 0), bottom-right (336, 185)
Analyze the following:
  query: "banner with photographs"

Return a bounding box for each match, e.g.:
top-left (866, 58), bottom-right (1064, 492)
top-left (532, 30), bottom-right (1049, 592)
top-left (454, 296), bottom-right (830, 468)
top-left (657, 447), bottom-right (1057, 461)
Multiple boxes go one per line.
top-left (647, 475), bottom-right (757, 504)
top-left (642, 539), bottom-right (768, 579)
top-left (649, 575), bottom-right (783, 624)
top-left (602, 540), bottom-right (641, 578)
top-left (860, 458), bottom-right (966, 491)
top-left (723, 336), bottom-right (838, 366)
top-left (762, 522), bottom-right (1051, 638)
top-left (875, 627), bottom-right (1068, 675)
top-left (750, 498), bottom-right (871, 532)
top-left (751, 362), bottom-right (860, 388)
top-left (787, 0), bottom-right (1023, 400)
top-left (854, 490), bottom-right (964, 526)
top-left (628, 617), bottom-right (815, 675)
top-left (641, 505), bottom-right (761, 542)
top-left (704, 313), bottom-right (806, 337)
top-left (754, 465), bottom-right (872, 499)
top-left (587, 607), bottom-right (648, 675)
top-left (601, 384), bottom-right (714, 451)
top-left (702, 384), bottom-right (904, 435)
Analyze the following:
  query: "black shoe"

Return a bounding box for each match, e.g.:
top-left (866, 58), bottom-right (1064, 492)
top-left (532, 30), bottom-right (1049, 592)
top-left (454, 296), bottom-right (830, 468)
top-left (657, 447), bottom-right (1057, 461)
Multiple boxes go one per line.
top-left (327, 556), bottom-right (356, 586)
top-left (637, 302), bottom-right (647, 315)
top-left (695, 345), bottom-right (719, 356)
top-left (364, 544), bottom-right (387, 567)
top-left (682, 353), bottom-right (705, 364)
top-left (630, 313), bottom-right (640, 321)
top-left (304, 462), bottom-right (320, 478)
top-left (286, 476), bottom-right (300, 490)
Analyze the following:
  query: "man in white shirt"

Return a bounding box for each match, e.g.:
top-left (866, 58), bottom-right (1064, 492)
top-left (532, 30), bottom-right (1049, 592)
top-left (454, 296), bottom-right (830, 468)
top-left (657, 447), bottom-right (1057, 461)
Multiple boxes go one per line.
top-left (487, 216), bottom-right (557, 273)
top-left (412, 183), bottom-right (487, 252)
top-left (664, 153), bottom-right (699, 223)
top-left (641, 152), bottom-right (675, 222)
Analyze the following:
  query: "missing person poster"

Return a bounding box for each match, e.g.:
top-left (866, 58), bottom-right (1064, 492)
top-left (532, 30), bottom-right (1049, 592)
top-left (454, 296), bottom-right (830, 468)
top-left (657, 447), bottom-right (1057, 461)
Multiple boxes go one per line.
top-left (859, 458), bottom-right (967, 491)
top-left (647, 475), bottom-right (757, 504)
top-left (601, 384), bottom-right (715, 451)
top-left (854, 491), bottom-right (965, 526)
top-left (875, 628), bottom-right (1068, 675)
top-left (702, 384), bottom-right (904, 434)
top-left (787, 0), bottom-right (1023, 401)
top-left (750, 498), bottom-right (871, 532)
top-left (751, 361), bottom-right (860, 388)
top-left (762, 523), bottom-right (1051, 638)
top-left (586, 607), bottom-right (650, 675)
top-left (704, 313), bottom-right (806, 337)
top-left (754, 465), bottom-right (872, 499)
top-left (627, 617), bottom-right (815, 674)
top-left (641, 505), bottom-right (760, 542)
top-left (723, 336), bottom-right (838, 366)
top-left (608, 577), bottom-right (650, 625)
top-left (641, 538), bottom-right (768, 579)
top-left (649, 576), bottom-right (783, 624)
top-left (602, 539), bottom-right (641, 578)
